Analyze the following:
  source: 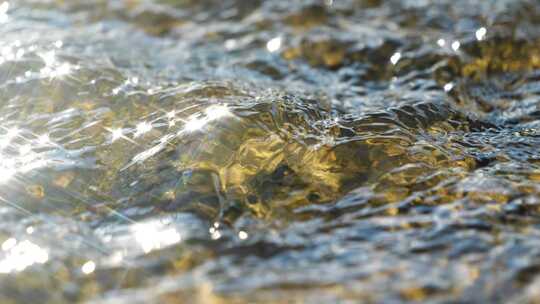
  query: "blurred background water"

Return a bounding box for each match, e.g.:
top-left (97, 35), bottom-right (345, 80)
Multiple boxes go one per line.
top-left (0, 0), bottom-right (540, 303)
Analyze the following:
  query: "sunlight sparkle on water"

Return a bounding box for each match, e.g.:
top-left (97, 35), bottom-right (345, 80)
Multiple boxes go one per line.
top-left (38, 50), bottom-right (75, 79)
top-left (129, 77), bottom-right (139, 85)
top-left (238, 231), bottom-right (248, 240)
top-left (451, 41), bottom-right (460, 51)
top-left (39, 51), bottom-right (56, 67)
top-left (1, 46), bottom-right (13, 61)
top-left (205, 104), bottom-right (231, 120)
top-left (6, 126), bottom-right (19, 139)
top-left (82, 260), bottom-right (96, 274)
top-left (182, 114), bottom-right (206, 133)
top-left (0, 240), bottom-right (49, 273)
top-left (108, 128), bottom-right (125, 142)
top-left (0, 2), bottom-right (8, 14)
top-left (15, 49), bottom-right (24, 59)
top-left (180, 104), bottom-right (231, 133)
top-left (225, 39), bottom-right (237, 50)
top-left (0, 126), bottom-right (19, 147)
top-left (0, 126), bottom-right (50, 183)
top-left (134, 121), bottom-right (152, 138)
top-left (0, 2), bottom-right (9, 23)
top-left (38, 134), bottom-right (51, 145)
top-left (209, 227), bottom-right (222, 240)
top-left (132, 220), bottom-right (181, 253)
top-left (437, 38), bottom-right (446, 47)
top-left (2, 238), bottom-right (16, 251)
top-left (267, 37), bottom-right (282, 53)
top-left (390, 52), bottom-right (401, 65)
top-left (167, 110), bottom-right (177, 127)
top-left (476, 27), bottom-right (487, 41)
top-left (0, 159), bottom-right (16, 183)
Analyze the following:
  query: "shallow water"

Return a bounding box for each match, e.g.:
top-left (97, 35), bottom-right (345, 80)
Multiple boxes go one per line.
top-left (1, 0), bottom-right (540, 303)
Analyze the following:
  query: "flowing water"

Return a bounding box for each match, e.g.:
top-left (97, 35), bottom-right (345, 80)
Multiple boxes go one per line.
top-left (1, 0), bottom-right (540, 303)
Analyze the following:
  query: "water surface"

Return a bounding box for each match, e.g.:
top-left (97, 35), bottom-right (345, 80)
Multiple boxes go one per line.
top-left (1, 0), bottom-right (540, 303)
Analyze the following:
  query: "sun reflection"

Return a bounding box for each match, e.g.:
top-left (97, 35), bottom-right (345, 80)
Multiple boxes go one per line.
top-left (134, 121), bottom-right (153, 138)
top-left (238, 231), bottom-right (248, 240)
top-left (0, 2), bottom-right (9, 24)
top-left (225, 39), bottom-right (237, 50)
top-left (39, 50), bottom-right (56, 67)
top-left (38, 50), bottom-right (76, 79)
top-left (179, 104), bottom-right (232, 134)
top-left (167, 110), bottom-right (176, 127)
top-left (0, 126), bottom-right (59, 184)
top-left (390, 52), bottom-right (401, 65)
top-left (107, 251), bottom-right (124, 265)
top-left (2, 238), bottom-right (16, 251)
top-left (0, 158), bottom-right (16, 183)
top-left (182, 114), bottom-right (207, 133)
top-left (166, 110), bottom-right (176, 120)
top-left (15, 48), bottom-right (24, 59)
top-left (132, 220), bottom-right (181, 253)
top-left (267, 36), bottom-right (282, 53)
top-left (451, 41), bottom-right (460, 51)
top-left (205, 104), bottom-right (231, 120)
top-left (37, 134), bottom-right (51, 146)
top-left (111, 128), bottom-right (123, 141)
top-left (437, 39), bottom-right (446, 47)
top-left (128, 77), bottom-right (139, 85)
top-left (0, 126), bottom-right (19, 147)
top-left (475, 27), bottom-right (487, 41)
top-left (0, 239), bottom-right (49, 273)
top-left (209, 226), bottom-right (221, 240)
top-left (81, 260), bottom-right (96, 274)
top-left (1, 47), bottom-right (12, 61)
top-left (105, 127), bottom-right (132, 143)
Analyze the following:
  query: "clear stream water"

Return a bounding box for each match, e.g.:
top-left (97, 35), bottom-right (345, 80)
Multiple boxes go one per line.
top-left (1, 0), bottom-right (540, 303)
